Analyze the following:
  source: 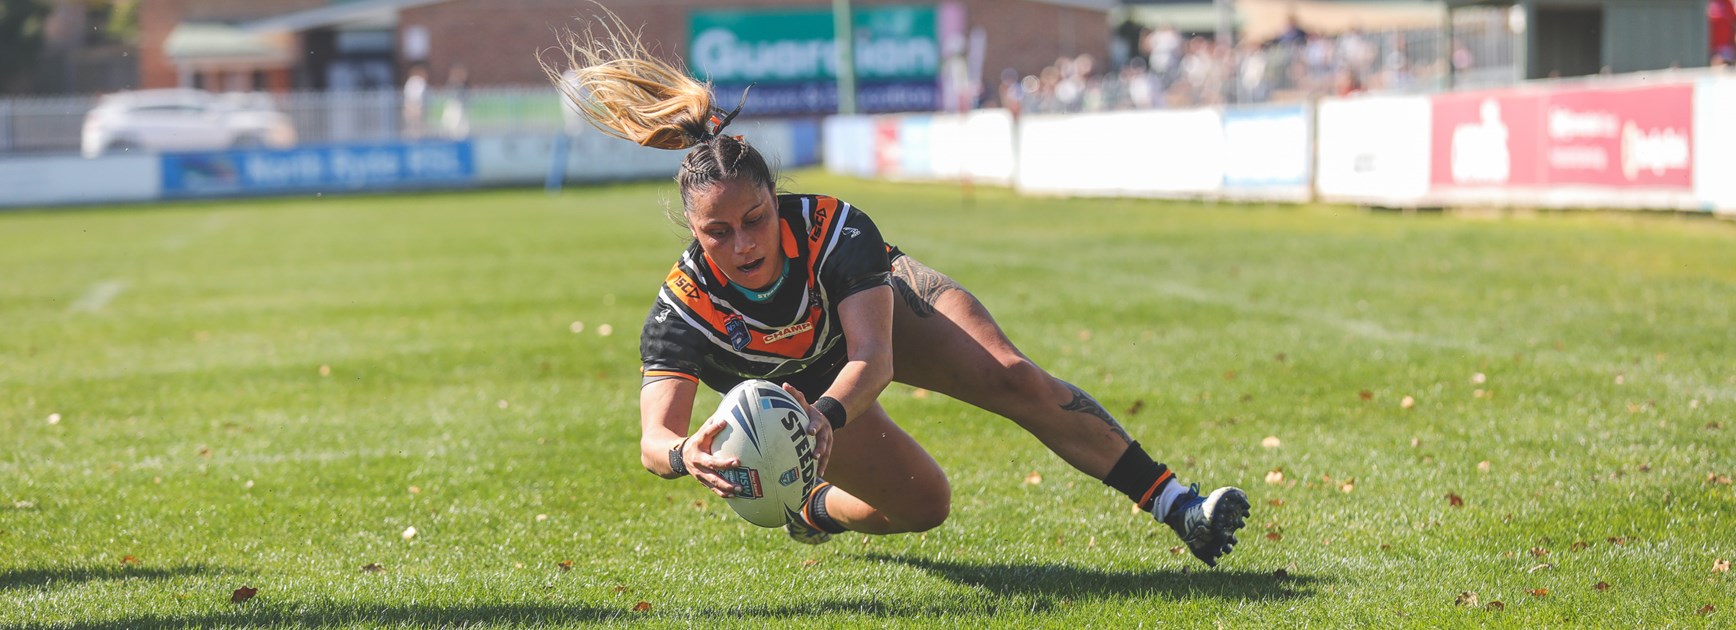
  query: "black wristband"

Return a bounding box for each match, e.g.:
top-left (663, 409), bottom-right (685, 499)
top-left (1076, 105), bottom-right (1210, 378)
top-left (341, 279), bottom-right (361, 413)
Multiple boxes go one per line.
top-left (668, 438), bottom-right (690, 476)
top-left (814, 396), bottom-right (847, 430)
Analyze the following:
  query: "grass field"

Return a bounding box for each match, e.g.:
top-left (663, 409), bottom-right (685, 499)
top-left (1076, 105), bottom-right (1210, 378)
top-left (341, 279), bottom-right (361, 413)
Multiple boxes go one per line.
top-left (3, 172), bottom-right (1734, 628)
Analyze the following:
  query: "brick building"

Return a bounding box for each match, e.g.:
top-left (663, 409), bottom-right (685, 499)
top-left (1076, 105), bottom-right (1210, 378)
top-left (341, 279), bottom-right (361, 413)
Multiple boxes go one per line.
top-left (140, 0), bottom-right (1111, 110)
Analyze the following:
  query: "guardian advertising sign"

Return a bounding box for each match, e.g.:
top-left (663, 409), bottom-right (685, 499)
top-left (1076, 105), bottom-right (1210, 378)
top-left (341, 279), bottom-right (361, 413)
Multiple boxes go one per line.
top-left (690, 6), bottom-right (940, 115)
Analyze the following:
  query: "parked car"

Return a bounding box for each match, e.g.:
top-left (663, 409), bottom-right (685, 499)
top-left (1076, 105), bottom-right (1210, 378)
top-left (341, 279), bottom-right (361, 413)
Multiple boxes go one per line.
top-left (82, 89), bottom-right (297, 158)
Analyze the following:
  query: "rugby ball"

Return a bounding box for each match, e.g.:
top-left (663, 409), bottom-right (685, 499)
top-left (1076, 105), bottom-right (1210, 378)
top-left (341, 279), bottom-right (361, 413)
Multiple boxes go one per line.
top-left (708, 379), bottom-right (819, 527)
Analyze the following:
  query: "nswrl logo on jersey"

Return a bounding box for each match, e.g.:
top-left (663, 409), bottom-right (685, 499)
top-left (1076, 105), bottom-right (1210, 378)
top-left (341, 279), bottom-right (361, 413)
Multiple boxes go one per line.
top-left (724, 313), bottom-right (750, 351)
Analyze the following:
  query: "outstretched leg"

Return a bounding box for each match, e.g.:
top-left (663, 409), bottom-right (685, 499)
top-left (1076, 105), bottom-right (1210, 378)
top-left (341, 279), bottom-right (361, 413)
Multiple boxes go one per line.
top-left (886, 254), bottom-right (1248, 565)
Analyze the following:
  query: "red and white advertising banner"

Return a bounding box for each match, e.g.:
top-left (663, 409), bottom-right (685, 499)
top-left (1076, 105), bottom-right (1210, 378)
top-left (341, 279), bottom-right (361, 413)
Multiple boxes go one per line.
top-left (1432, 82), bottom-right (1695, 208)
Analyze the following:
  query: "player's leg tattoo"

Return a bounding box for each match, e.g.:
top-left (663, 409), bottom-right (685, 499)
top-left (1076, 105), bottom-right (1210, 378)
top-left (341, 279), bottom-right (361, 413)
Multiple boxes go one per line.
top-left (890, 257), bottom-right (962, 318)
top-left (1059, 381), bottom-right (1132, 443)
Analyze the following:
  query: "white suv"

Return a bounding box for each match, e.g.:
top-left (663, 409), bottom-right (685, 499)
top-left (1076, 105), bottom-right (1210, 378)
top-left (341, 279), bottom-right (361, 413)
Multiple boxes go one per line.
top-left (82, 89), bottom-right (297, 158)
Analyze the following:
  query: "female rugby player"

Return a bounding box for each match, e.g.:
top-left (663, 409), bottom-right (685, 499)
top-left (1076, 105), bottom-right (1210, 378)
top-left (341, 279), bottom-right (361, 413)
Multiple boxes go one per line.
top-left (544, 18), bottom-right (1250, 567)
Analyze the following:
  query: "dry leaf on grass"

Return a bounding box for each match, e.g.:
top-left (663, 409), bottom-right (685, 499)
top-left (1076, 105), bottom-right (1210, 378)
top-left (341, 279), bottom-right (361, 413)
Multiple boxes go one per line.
top-left (1699, 605), bottom-right (1716, 616)
top-left (1268, 498), bottom-right (1285, 507)
top-left (1486, 601), bottom-right (1505, 611)
top-left (1528, 588), bottom-right (1549, 598)
top-left (801, 558), bottom-right (820, 567)
top-left (1447, 493), bottom-right (1465, 508)
top-left (1265, 469), bottom-right (1285, 485)
top-left (1400, 396), bottom-right (1416, 409)
top-left (1453, 591), bottom-right (1479, 607)
top-left (1125, 400), bottom-right (1144, 416)
top-left (1607, 537), bottom-right (1627, 545)
top-left (633, 601), bottom-right (651, 612)
top-left (401, 526), bottom-right (417, 541)
top-left (1359, 390), bottom-right (1373, 401)
top-left (1261, 436), bottom-right (1281, 449)
top-left (1594, 581), bottom-right (1610, 591)
top-left (231, 586), bottom-right (257, 603)
top-left (1024, 471), bottom-right (1043, 485)
top-left (1340, 479), bottom-right (1356, 494)
top-left (1571, 540), bottom-right (1590, 552)
top-left (1266, 532), bottom-right (1283, 542)
top-left (1713, 558), bottom-right (1731, 573)
top-left (120, 555), bottom-right (139, 566)
top-left (361, 563), bottom-right (384, 573)
top-left (1530, 547), bottom-right (1550, 557)
top-left (1478, 461), bottom-right (1491, 473)
top-left (558, 560), bottom-right (574, 572)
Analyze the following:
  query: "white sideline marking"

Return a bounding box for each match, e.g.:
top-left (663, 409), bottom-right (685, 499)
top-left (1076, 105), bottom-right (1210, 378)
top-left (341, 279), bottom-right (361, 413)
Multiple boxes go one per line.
top-left (163, 215), bottom-right (227, 251)
top-left (69, 280), bottom-right (126, 313)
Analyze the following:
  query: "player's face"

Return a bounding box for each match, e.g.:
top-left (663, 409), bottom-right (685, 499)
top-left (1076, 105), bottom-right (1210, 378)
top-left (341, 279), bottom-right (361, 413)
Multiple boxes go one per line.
top-left (686, 177), bottom-right (783, 290)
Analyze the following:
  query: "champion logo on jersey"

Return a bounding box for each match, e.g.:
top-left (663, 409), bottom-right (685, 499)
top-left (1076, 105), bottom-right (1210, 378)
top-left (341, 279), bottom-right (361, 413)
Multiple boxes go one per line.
top-left (724, 313), bottom-right (750, 351)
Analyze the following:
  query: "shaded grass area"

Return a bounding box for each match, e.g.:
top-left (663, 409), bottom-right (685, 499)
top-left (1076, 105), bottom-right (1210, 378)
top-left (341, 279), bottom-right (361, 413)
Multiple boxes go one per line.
top-left (3, 174), bottom-right (1733, 627)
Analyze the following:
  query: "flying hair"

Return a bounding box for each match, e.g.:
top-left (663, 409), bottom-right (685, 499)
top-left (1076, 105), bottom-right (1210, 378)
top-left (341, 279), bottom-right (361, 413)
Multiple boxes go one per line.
top-left (539, 5), bottom-right (746, 150)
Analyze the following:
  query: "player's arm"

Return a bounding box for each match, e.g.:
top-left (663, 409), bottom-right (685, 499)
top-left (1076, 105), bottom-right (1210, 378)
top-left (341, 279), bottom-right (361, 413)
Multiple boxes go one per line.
top-left (822, 284), bottom-right (895, 418)
top-left (639, 375), bottom-right (740, 496)
top-left (780, 284), bottom-right (894, 475)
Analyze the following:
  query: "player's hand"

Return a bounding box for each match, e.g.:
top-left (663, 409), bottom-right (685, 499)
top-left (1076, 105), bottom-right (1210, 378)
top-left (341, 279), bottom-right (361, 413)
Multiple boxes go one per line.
top-left (684, 413), bottom-right (740, 498)
top-left (780, 384), bottom-right (834, 477)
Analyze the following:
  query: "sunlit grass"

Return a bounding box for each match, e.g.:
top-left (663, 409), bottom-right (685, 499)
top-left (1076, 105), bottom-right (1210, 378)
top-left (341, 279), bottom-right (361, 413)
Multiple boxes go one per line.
top-left (3, 173), bottom-right (1733, 627)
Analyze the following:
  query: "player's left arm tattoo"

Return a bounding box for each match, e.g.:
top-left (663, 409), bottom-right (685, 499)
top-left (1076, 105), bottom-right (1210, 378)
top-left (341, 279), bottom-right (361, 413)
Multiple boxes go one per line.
top-left (1060, 381), bottom-right (1132, 443)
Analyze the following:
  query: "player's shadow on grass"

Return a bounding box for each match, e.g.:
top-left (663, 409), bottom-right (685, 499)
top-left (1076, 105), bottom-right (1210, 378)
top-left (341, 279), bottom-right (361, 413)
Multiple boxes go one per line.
top-left (868, 553), bottom-right (1323, 601)
top-left (0, 565), bottom-right (224, 592)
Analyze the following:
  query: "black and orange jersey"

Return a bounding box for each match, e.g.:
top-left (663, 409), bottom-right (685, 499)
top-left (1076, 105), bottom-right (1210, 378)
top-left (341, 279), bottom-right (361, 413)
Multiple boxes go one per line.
top-left (640, 193), bottom-right (891, 397)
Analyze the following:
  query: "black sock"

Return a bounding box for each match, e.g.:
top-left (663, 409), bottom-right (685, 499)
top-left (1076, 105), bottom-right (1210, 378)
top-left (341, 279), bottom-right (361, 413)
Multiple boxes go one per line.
top-left (804, 483), bottom-right (848, 534)
top-left (1102, 441), bottom-right (1173, 511)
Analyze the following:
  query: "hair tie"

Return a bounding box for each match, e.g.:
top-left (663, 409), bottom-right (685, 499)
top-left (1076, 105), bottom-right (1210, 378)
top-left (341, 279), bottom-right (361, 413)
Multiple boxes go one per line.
top-left (708, 84), bottom-right (753, 138)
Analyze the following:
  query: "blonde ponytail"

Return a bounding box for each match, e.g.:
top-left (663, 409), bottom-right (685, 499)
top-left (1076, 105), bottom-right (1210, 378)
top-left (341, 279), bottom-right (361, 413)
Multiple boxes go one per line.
top-left (541, 9), bottom-right (724, 150)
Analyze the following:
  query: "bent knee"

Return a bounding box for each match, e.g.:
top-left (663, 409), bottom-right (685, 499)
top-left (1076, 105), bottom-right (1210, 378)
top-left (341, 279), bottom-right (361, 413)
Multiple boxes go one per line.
top-left (889, 493), bottom-right (951, 533)
top-left (986, 356), bottom-right (1054, 402)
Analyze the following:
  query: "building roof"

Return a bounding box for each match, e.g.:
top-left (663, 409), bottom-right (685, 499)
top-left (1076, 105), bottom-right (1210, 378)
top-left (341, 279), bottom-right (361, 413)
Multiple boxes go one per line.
top-left (239, 0), bottom-right (450, 33)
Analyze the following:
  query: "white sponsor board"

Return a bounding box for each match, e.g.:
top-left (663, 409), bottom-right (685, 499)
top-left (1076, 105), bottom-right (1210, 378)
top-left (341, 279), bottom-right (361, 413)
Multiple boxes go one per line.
top-left (1696, 76), bottom-right (1736, 215)
top-left (0, 154), bottom-right (160, 208)
top-left (1315, 96), bottom-right (1431, 205)
top-left (1221, 104), bottom-right (1313, 202)
top-left (822, 115), bottom-right (877, 178)
top-left (961, 109), bottom-right (1016, 186)
top-left (1017, 109), bottom-right (1224, 198)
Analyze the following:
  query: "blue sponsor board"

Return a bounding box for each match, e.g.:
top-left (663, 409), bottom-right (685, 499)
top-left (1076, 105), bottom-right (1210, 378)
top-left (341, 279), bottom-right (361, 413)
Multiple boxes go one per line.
top-left (1221, 105), bottom-right (1312, 191)
top-left (713, 81), bottom-right (938, 116)
top-left (162, 140), bottom-right (475, 197)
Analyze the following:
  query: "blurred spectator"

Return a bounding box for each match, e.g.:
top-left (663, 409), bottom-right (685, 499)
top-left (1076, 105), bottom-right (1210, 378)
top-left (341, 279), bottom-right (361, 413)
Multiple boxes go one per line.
top-left (1146, 23), bottom-right (1184, 84)
top-left (1712, 0), bottom-right (1736, 63)
top-left (441, 63), bottom-right (471, 138)
top-left (1276, 15), bottom-right (1309, 47)
top-left (402, 64), bottom-right (428, 139)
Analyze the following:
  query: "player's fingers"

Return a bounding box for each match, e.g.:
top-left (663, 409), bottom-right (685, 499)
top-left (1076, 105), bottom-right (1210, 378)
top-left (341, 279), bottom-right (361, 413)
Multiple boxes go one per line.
top-left (692, 451), bottom-right (738, 470)
top-left (691, 465), bottom-right (736, 497)
top-left (780, 383), bottom-right (809, 406)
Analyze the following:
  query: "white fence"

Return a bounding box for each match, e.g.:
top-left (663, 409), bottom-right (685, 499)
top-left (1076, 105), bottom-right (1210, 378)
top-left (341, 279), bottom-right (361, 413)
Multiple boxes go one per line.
top-left (825, 69), bottom-right (1736, 217)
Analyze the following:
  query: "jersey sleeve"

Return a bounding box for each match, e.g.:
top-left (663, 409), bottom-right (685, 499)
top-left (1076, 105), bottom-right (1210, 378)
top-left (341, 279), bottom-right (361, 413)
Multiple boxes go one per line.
top-left (639, 300), bottom-right (704, 383)
top-left (817, 204), bottom-right (892, 301)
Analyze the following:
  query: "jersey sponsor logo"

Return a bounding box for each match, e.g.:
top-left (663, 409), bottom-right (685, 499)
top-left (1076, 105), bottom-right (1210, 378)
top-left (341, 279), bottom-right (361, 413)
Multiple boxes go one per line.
top-left (672, 274), bottom-right (700, 301)
top-left (724, 313), bottom-right (751, 351)
top-left (655, 306), bottom-right (670, 323)
top-left (762, 321), bottom-right (813, 344)
top-left (843, 227), bottom-right (860, 239)
top-left (808, 204), bottom-right (830, 242)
